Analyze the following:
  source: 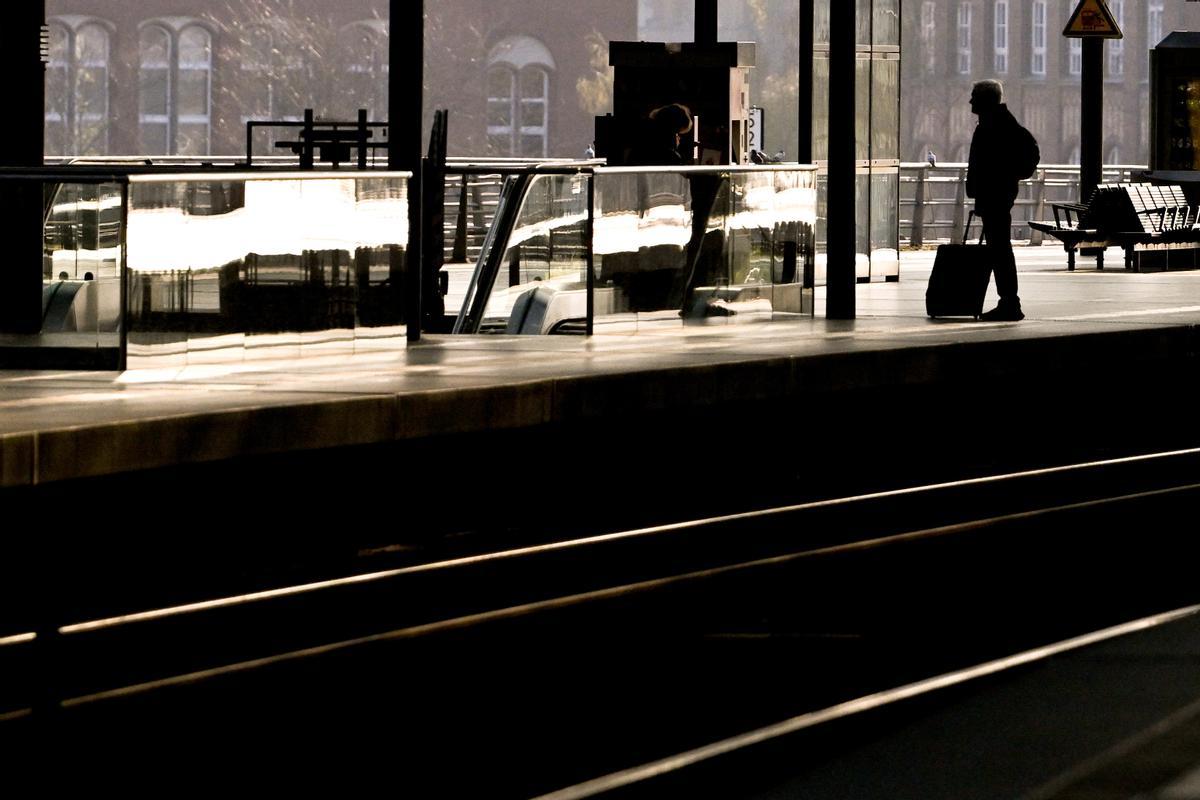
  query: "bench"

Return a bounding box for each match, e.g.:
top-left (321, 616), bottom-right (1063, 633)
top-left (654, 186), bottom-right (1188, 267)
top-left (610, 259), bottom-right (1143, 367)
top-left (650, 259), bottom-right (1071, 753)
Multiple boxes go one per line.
top-left (1029, 183), bottom-right (1200, 271)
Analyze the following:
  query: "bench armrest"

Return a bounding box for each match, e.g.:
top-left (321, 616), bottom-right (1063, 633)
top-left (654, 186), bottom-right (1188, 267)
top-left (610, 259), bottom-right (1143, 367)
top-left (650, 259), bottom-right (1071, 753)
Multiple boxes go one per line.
top-left (1050, 202), bottom-right (1088, 229)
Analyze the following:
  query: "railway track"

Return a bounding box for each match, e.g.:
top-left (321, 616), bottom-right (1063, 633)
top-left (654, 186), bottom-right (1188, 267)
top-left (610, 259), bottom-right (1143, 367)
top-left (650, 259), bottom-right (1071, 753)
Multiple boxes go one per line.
top-left (4, 447), bottom-right (1200, 794)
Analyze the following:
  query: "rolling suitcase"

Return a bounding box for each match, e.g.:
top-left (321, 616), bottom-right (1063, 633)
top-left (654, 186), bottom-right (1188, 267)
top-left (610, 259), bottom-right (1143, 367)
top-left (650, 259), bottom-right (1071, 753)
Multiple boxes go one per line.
top-left (926, 211), bottom-right (991, 319)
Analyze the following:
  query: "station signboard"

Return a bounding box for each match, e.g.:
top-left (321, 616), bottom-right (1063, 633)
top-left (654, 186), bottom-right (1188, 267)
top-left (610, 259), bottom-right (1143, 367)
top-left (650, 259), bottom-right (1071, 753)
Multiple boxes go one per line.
top-left (1063, 0), bottom-right (1123, 39)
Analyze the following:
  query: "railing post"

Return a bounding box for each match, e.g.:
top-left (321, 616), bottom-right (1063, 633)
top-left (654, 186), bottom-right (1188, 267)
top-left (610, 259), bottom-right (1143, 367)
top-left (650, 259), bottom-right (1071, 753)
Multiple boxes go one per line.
top-left (911, 167), bottom-right (926, 248)
top-left (452, 174), bottom-right (469, 263)
top-left (952, 167), bottom-right (967, 241)
top-left (1030, 169), bottom-right (1046, 246)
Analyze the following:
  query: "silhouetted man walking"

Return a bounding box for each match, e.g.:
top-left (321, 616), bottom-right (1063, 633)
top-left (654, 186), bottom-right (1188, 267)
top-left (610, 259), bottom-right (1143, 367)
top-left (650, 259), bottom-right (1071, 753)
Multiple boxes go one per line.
top-left (967, 80), bottom-right (1036, 321)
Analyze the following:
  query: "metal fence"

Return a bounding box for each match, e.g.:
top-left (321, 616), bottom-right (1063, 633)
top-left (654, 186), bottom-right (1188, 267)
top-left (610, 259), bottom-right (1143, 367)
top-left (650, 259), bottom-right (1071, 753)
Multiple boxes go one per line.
top-left (900, 163), bottom-right (1149, 246)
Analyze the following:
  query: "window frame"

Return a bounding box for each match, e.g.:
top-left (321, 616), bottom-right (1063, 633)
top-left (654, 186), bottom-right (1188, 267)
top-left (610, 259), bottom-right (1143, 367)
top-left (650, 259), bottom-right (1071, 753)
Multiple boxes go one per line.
top-left (993, 0), bottom-right (1008, 74)
top-left (1148, 2), bottom-right (1164, 50)
top-left (45, 17), bottom-right (113, 157)
top-left (138, 20), bottom-right (213, 156)
top-left (1107, 0), bottom-right (1124, 78)
top-left (338, 21), bottom-right (389, 122)
top-left (486, 36), bottom-right (555, 158)
top-left (1030, 0), bottom-right (1046, 77)
top-left (920, 1), bottom-right (937, 74)
top-left (957, 2), bottom-right (972, 76)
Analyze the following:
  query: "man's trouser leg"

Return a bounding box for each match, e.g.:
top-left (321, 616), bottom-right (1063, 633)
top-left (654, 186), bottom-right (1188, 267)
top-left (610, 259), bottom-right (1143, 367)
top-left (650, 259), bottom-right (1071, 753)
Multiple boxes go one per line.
top-left (982, 209), bottom-right (1019, 307)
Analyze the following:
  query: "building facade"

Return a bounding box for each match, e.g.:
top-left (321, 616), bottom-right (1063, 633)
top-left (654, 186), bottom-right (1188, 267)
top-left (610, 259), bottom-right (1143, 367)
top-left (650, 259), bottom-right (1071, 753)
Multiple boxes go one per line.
top-left (44, 0), bottom-right (636, 159)
top-left (902, 0), bottom-right (1200, 165)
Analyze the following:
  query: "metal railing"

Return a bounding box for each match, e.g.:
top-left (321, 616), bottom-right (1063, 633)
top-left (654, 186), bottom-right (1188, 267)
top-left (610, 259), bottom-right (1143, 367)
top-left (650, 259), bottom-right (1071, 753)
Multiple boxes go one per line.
top-left (900, 163), bottom-right (1149, 246)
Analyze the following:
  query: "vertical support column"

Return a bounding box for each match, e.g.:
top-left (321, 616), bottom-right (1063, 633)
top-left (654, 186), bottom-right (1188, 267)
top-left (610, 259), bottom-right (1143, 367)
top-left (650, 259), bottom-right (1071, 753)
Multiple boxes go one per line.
top-left (797, 0), bottom-right (814, 163)
top-left (586, 174), bottom-right (595, 336)
top-left (390, 0), bottom-right (424, 341)
top-left (0, 3), bottom-right (46, 334)
top-left (1080, 38), bottom-right (1103, 205)
top-left (826, 0), bottom-right (856, 319)
top-left (695, 0), bottom-right (718, 45)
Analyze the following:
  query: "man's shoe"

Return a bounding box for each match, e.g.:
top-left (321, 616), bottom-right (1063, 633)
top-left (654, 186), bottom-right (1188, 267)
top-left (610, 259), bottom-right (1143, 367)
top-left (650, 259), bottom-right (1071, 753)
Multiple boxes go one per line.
top-left (980, 304), bottom-right (1024, 321)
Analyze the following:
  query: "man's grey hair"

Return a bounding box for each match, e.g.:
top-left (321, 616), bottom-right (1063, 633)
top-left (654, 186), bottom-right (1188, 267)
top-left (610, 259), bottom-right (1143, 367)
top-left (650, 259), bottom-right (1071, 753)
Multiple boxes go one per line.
top-left (972, 79), bottom-right (1003, 104)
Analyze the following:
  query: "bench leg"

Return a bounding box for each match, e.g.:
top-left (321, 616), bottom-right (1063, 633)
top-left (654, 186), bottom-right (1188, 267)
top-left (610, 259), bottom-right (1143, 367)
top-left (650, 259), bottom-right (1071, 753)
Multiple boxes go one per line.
top-left (1067, 247), bottom-right (1075, 271)
top-left (1097, 249), bottom-right (1104, 270)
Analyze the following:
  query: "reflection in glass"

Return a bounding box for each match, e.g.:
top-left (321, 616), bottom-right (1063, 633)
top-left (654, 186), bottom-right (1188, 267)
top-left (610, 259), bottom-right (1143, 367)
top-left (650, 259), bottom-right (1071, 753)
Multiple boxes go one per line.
top-left (856, 56), bottom-right (871, 163)
top-left (478, 173), bottom-right (589, 332)
top-left (125, 174), bottom-right (410, 365)
top-left (812, 54), bottom-right (829, 162)
top-left (870, 170), bottom-right (899, 279)
top-left (814, 0), bottom-right (830, 45)
top-left (39, 181), bottom-right (124, 354)
top-left (857, 0), bottom-right (872, 45)
top-left (874, 0), bottom-right (901, 46)
top-left (856, 171), bottom-right (870, 279)
top-left (591, 168), bottom-right (816, 332)
top-left (871, 56), bottom-right (900, 161)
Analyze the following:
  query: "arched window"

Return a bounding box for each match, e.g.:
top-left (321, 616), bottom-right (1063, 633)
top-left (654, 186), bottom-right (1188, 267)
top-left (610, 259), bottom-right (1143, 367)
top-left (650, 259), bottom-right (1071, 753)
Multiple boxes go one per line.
top-left (338, 21), bottom-right (389, 121)
top-left (176, 27), bottom-right (212, 155)
top-left (487, 36), bottom-right (555, 157)
top-left (239, 22), bottom-right (306, 154)
top-left (138, 20), bottom-right (213, 155)
top-left (45, 17), bottom-right (112, 156)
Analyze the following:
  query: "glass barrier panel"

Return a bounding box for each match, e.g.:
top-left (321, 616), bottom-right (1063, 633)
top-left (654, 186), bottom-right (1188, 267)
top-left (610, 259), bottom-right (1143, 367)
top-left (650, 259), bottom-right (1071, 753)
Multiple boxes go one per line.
top-left (442, 172), bottom-right (509, 318)
top-left (125, 172), bottom-right (409, 367)
top-left (591, 167), bottom-right (816, 333)
top-left (873, 0), bottom-right (901, 46)
top-left (870, 169), bottom-right (900, 280)
top-left (870, 56), bottom-right (900, 162)
top-left (0, 180), bottom-right (125, 369)
top-left (476, 173), bottom-right (590, 334)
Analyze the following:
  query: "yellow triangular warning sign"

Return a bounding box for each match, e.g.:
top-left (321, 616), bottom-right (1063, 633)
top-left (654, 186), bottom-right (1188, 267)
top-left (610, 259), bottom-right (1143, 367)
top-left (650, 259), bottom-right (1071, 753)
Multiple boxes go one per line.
top-left (1064, 0), bottom-right (1123, 38)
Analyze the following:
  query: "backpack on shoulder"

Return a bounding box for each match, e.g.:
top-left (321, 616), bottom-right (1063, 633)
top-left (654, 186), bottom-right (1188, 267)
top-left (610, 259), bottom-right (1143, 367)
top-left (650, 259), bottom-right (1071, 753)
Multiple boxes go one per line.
top-left (1013, 124), bottom-right (1040, 180)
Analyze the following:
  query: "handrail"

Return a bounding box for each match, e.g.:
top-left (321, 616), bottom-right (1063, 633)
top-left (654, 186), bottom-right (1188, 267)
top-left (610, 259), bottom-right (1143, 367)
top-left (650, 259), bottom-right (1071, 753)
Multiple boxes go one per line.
top-left (900, 162), bottom-right (1150, 246)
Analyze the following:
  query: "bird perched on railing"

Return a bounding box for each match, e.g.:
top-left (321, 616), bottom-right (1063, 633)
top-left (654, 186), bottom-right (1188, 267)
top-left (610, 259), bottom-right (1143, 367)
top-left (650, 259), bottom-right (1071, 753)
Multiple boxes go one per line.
top-left (926, 148), bottom-right (937, 167)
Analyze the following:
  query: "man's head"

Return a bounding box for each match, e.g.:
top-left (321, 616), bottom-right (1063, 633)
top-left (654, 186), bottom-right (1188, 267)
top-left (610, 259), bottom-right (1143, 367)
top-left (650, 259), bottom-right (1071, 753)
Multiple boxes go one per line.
top-left (970, 80), bottom-right (1003, 115)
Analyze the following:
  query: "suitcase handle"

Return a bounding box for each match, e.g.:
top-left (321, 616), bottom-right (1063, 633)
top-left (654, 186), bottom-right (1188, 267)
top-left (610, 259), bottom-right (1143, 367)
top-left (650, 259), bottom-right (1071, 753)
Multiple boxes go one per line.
top-left (964, 211), bottom-right (986, 245)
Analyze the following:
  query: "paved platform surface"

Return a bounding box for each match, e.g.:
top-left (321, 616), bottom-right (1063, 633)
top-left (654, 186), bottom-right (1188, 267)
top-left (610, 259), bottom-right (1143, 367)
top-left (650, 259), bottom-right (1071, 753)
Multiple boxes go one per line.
top-left (4, 244), bottom-right (1200, 488)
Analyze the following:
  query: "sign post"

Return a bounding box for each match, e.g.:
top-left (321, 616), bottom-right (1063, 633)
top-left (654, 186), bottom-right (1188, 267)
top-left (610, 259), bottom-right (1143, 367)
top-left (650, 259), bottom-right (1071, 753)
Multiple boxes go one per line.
top-left (1064, 0), bottom-right (1123, 205)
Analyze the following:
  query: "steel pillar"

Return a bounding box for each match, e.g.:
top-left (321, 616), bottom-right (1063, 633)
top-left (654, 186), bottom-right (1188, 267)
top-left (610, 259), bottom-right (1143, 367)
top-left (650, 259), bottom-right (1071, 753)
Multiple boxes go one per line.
top-left (1080, 38), bottom-right (1104, 204)
top-left (0, 4), bottom-right (46, 334)
top-left (389, 0), bottom-right (424, 340)
top-left (826, 0), bottom-right (856, 319)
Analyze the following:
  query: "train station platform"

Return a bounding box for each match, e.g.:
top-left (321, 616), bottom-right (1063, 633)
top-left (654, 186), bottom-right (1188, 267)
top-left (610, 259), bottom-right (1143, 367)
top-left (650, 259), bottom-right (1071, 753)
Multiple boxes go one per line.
top-left (4, 244), bottom-right (1200, 489)
top-left (5, 244), bottom-right (1200, 797)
